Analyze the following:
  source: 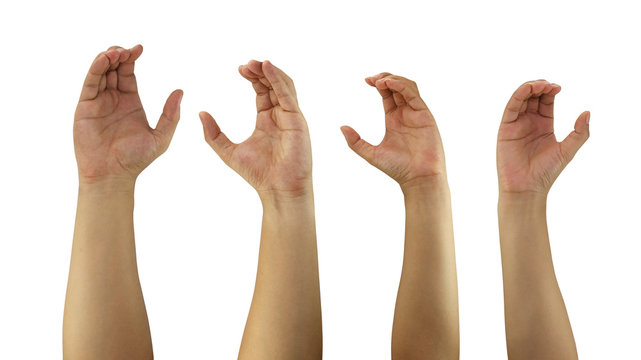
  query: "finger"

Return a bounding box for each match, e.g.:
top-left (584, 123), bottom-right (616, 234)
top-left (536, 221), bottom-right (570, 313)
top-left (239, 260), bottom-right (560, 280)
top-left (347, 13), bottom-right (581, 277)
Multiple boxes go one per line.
top-left (526, 96), bottom-right (540, 113)
top-left (340, 126), bottom-right (376, 163)
top-left (377, 77), bottom-right (427, 111)
top-left (502, 81), bottom-right (534, 123)
top-left (154, 89), bottom-right (184, 150)
top-left (200, 111), bottom-right (236, 163)
top-left (538, 83), bottom-right (561, 118)
top-left (560, 111), bottom-right (590, 164)
top-left (117, 44), bottom-right (143, 93)
top-left (106, 70), bottom-right (118, 90)
top-left (239, 64), bottom-right (272, 112)
top-left (106, 46), bottom-right (128, 70)
top-left (79, 52), bottom-right (111, 101)
top-left (262, 60), bottom-right (299, 112)
top-left (365, 72), bottom-right (392, 86)
top-left (366, 73), bottom-right (395, 113)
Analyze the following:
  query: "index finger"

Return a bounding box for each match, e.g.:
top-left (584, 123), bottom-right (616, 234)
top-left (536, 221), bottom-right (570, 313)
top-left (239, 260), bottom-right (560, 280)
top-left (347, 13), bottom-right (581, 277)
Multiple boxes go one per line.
top-left (261, 60), bottom-right (300, 112)
top-left (79, 49), bottom-right (120, 101)
top-left (502, 82), bottom-right (533, 123)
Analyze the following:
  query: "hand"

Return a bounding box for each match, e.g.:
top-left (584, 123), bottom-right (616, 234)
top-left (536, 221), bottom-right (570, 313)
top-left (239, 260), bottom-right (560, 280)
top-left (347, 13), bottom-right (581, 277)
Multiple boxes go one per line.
top-left (497, 80), bottom-right (590, 195)
top-left (340, 73), bottom-right (446, 189)
top-left (200, 60), bottom-right (312, 198)
top-left (74, 45), bottom-right (183, 189)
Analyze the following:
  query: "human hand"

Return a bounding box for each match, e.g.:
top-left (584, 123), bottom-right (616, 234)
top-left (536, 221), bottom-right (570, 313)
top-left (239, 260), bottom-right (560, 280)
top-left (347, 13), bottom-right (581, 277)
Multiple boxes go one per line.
top-left (497, 80), bottom-right (590, 195)
top-left (74, 45), bottom-right (183, 190)
top-left (340, 73), bottom-right (446, 190)
top-left (200, 60), bottom-right (312, 199)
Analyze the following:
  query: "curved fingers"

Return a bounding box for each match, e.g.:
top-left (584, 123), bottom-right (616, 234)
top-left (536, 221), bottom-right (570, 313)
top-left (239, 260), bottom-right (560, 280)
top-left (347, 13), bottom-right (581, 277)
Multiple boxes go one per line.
top-left (366, 73), bottom-right (395, 113)
top-left (239, 64), bottom-right (272, 112)
top-left (117, 45), bottom-right (143, 93)
top-left (261, 60), bottom-right (300, 112)
top-left (371, 74), bottom-right (427, 111)
top-left (79, 45), bottom-right (143, 101)
top-left (538, 84), bottom-right (561, 118)
top-left (79, 51), bottom-right (113, 101)
top-left (502, 81), bottom-right (534, 123)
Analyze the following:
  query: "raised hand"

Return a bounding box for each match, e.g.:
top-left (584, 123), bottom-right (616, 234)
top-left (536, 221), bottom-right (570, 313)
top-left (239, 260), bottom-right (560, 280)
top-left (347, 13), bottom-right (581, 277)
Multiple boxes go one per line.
top-left (340, 73), bottom-right (446, 189)
top-left (201, 61), bottom-right (322, 359)
top-left (497, 80), bottom-right (590, 194)
top-left (74, 45), bottom-right (183, 188)
top-left (200, 60), bottom-right (312, 197)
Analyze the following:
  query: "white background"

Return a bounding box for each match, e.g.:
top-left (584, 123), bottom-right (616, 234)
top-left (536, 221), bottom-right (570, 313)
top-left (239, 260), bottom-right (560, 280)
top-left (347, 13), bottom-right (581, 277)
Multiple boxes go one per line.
top-left (1, 0), bottom-right (639, 358)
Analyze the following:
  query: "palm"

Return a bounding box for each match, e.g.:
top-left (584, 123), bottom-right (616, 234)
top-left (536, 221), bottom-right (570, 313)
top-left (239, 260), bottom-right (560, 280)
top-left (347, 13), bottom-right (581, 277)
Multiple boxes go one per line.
top-left (498, 112), bottom-right (566, 193)
top-left (73, 45), bottom-right (183, 184)
top-left (497, 80), bottom-right (590, 194)
top-left (373, 106), bottom-right (444, 184)
top-left (227, 109), bottom-right (311, 192)
top-left (75, 91), bottom-right (157, 181)
top-left (341, 74), bottom-right (446, 186)
top-left (201, 60), bottom-right (312, 194)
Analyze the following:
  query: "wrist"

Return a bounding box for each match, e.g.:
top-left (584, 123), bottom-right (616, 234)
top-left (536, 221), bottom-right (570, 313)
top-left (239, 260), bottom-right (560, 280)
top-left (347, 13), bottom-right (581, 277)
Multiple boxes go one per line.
top-left (400, 175), bottom-right (450, 198)
top-left (258, 186), bottom-right (314, 209)
top-left (78, 175), bottom-right (136, 196)
top-left (498, 190), bottom-right (547, 205)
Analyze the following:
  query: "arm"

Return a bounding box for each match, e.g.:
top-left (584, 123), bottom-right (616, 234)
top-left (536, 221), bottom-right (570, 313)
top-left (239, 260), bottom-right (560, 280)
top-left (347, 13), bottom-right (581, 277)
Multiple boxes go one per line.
top-left (496, 80), bottom-right (590, 359)
top-left (200, 60), bottom-right (322, 359)
top-left (64, 45), bottom-right (183, 359)
top-left (341, 73), bottom-right (459, 359)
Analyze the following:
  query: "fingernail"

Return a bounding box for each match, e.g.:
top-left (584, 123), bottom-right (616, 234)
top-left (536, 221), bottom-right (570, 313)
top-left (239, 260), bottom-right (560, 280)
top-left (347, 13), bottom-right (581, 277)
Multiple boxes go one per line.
top-left (585, 112), bottom-right (590, 124)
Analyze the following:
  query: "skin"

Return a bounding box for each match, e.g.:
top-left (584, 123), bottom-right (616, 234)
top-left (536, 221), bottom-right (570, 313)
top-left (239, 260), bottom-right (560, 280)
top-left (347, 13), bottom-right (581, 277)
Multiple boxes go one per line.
top-left (64, 44), bottom-right (183, 360)
top-left (497, 79), bottom-right (589, 360)
top-left (200, 60), bottom-right (322, 360)
top-left (341, 73), bottom-right (459, 359)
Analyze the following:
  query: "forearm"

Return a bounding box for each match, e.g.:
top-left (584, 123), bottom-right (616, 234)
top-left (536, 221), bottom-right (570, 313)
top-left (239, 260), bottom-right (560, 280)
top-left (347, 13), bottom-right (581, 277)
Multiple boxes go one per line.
top-left (498, 192), bottom-right (577, 360)
top-left (392, 178), bottom-right (459, 359)
top-left (63, 182), bottom-right (152, 359)
top-left (239, 190), bottom-right (322, 360)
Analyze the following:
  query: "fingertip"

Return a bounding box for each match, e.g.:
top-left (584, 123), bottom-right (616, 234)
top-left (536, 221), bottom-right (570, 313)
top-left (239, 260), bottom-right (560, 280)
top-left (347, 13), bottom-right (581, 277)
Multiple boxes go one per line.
top-left (105, 50), bottom-right (120, 64)
top-left (91, 53), bottom-right (111, 74)
top-left (585, 111), bottom-right (590, 125)
top-left (247, 59), bottom-right (263, 71)
top-left (199, 111), bottom-right (211, 122)
top-left (175, 89), bottom-right (184, 104)
top-left (127, 44), bottom-right (143, 62)
top-left (374, 78), bottom-right (389, 89)
top-left (340, 125), bottom-right (359, 144)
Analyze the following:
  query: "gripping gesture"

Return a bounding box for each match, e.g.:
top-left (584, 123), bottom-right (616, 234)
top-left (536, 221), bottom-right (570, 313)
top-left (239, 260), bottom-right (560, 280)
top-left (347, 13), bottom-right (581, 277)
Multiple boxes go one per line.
top-left (200, 61), bottom-right (321, 359)
top-left (74, 45), bottom-right (183, 188)
top-left (340, 73), bottom-right (446, 189)
top-left (496, 79), bottom-right (586, 360)
top-left (65, 45), bottom-right (182, 359)
top-left (200, 60), bottom-right (312, 197)
top-left (342, 74), bottom-right (459, 359)
top-left (497, 80), bottom-right (590, 194)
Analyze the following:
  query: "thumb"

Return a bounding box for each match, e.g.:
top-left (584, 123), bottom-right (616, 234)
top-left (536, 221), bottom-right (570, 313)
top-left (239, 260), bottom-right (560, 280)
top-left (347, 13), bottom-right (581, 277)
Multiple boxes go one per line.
top-left (199, 111), bottom-right (236, 164)
top-left (340, 126), bottom-right (376, 163)
top-left (154, 89), bottom-right (183, 150)
top-left (560, 111), bottom-right (590, 164)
